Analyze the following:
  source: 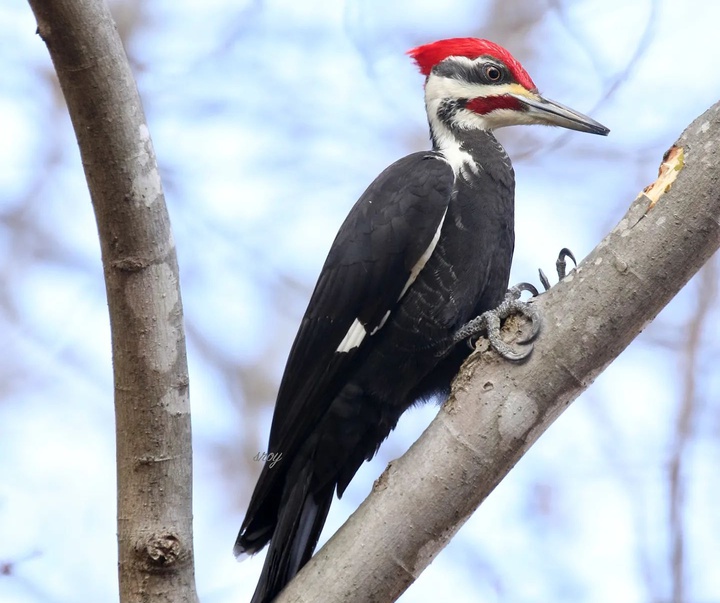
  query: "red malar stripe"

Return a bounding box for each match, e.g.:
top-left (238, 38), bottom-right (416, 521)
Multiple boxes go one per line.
top-left (466, 95), bottom-right (523, 115)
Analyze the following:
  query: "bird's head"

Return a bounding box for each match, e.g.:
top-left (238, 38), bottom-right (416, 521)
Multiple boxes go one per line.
top-left (409, 38), bottom-right (609, 137)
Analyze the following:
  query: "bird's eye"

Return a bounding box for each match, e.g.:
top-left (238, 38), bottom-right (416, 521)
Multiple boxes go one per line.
top-left (485, 66), bottom-right (502, 82)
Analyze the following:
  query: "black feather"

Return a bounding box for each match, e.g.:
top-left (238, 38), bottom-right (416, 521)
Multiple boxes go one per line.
top-left (236, 130), bottom-right (515, 602)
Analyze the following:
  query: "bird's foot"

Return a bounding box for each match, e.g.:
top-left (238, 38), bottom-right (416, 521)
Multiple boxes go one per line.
top-left (453, 287), bottom-right (540, 361)
top-left (538, 247), bottom-right (577, 291)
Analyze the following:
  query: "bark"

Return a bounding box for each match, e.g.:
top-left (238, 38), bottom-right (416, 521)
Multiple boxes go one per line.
top-left (276, 104), bottom-right (720, 602)
top-left (25, 1), bottom-right (198, 602)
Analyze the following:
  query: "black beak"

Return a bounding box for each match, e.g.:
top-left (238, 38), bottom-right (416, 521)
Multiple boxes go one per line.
top-left (513, 92), bottom-right (609, 136)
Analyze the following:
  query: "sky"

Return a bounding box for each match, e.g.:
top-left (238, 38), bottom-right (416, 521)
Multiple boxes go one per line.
top-left (1, 0), bottom-right (719, 602)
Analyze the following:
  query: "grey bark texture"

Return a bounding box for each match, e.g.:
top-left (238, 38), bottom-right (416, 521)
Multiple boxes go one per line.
top-left (25, 1), bottom-right (198, 602)
top-left (276, 104), bottom-right (720, 603)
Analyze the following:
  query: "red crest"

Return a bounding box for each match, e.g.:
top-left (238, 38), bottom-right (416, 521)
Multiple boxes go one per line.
top-left (408, 38), bottom-right (536, 91)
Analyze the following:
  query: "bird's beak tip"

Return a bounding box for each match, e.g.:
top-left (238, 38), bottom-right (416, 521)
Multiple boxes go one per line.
top-left (583, 121), bottom-right (610, 137)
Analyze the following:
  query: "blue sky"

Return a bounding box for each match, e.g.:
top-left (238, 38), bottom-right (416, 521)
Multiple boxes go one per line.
top-left (1, 0), bottom-right (719, 602)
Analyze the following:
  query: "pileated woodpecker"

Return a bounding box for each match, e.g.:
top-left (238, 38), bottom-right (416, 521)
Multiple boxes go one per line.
top-left (235, 38), bottom-right (608, 602)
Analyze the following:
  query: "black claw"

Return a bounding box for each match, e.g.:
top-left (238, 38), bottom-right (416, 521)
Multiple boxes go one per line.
top-left (559, 247), bottom-right (577, 265)
top-left (508, 281), bottom-right (540, 299)
top-left (538, 269), bottom-right (551, 292)
top-left (556, 248), bottom-right (577, 281)
top-left (500, 344), bottom-right (534, 362)
top-left (536, 248), bottom-right (577, 290)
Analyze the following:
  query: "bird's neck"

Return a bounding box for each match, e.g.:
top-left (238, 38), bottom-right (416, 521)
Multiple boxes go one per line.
top-left (428, 105), bottom-right (508, 177)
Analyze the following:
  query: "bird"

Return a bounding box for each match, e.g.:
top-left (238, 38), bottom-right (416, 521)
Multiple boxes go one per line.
top-left (235, 37), bottom-right (609, 603)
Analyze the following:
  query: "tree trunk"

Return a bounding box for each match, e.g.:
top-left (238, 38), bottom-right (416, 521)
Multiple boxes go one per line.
top-left (25, 1), bottom-right (198, 601)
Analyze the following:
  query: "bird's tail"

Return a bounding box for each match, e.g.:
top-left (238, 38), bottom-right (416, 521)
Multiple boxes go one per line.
top-left (245, 466), bottom-right (334, 603)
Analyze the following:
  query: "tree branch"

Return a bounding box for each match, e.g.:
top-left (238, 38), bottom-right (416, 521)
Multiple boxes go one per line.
top-left (276, 102), bottom-right (720, 603)
top-left (25, 1), bottom-right (198, 601)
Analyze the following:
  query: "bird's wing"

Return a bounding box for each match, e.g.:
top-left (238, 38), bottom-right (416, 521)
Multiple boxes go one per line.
top-left (267, 151), bottom-right (454, 456)
top-left (238, 152), bottom-right (453, 550)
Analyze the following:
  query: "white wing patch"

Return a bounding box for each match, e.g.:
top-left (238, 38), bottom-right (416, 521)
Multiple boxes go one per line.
top-left (399, 208), bottom-right (448, 299)
top-left (336, 318), bottom-right (367, 353)
top-left (370, 310), bottom-right (391, 336)
top-left (335, 205), bottom-right (448, 353)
